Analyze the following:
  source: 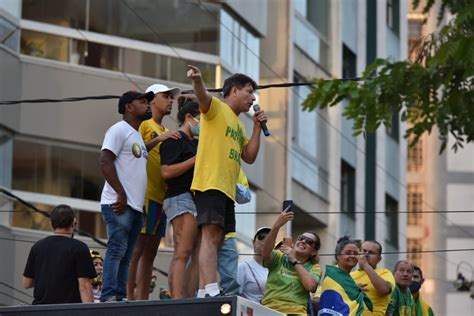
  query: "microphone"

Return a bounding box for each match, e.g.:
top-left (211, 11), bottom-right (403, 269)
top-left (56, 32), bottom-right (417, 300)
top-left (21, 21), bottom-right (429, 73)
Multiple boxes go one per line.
top-left (253, 104), bottom-right (270, 137)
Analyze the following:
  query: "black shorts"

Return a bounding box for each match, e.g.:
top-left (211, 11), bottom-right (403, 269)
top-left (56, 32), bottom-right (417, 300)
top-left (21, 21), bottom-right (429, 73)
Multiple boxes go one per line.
top-left (194, 190), bottom-right (235, 234)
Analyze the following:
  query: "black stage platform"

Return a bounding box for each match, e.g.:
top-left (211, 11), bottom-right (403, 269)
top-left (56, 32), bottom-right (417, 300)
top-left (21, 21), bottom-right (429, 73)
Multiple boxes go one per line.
top-left (0, 296), bottom-right (284, 316)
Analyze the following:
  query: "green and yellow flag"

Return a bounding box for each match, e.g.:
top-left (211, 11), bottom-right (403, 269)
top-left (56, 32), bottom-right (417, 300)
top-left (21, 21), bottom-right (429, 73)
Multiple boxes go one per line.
top-left (318, 265), bottom-right (373, 316)
top-left (414, 295), bottom-right (434, 316)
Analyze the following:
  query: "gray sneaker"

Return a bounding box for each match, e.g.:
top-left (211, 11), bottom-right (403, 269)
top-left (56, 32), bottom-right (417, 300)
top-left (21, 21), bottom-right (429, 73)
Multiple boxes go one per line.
top-left (102, 296), bottom-right (118, 303)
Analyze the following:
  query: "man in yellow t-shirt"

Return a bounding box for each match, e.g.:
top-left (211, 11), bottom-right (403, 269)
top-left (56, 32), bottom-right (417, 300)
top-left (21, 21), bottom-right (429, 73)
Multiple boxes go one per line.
top-left (351, 240), bottom-right (396, 315)
top-left (187, 65), bottom-right (267, 298)
top-left (127, 83), bottom-right (181, 301)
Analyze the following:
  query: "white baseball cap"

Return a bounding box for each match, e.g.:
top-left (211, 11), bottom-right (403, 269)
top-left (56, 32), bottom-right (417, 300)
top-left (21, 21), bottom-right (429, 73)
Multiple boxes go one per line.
top-left (146, 84), bottom-right (181, 97)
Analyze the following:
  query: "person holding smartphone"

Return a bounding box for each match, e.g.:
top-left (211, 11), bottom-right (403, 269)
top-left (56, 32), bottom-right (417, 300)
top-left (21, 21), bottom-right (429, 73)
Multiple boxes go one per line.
top-left (261, 204), bottom-right (322, 315)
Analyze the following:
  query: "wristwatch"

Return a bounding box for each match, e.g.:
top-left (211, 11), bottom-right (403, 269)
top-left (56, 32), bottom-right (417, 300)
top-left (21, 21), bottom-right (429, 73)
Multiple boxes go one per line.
top-left (290, 260), bottom-right (302, 267)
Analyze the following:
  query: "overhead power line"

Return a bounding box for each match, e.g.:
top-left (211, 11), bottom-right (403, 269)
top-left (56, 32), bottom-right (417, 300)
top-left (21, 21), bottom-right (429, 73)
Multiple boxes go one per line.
top-left (1, 235), bottom-right (472, 258)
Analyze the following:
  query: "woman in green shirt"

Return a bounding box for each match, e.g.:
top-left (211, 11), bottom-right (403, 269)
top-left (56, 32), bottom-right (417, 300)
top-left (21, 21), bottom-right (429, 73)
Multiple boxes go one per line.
top-left (261, 208), bottom-right (321, 315)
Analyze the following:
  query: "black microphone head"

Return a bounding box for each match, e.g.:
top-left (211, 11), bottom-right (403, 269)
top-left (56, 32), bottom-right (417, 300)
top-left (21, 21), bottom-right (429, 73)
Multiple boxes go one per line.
top-left (253, 104), bottom-right (260, 112)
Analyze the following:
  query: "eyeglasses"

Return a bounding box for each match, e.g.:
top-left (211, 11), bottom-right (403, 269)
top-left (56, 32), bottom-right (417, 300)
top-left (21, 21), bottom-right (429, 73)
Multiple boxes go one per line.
top-left (340, 251), bottom-right (359, 256)
top-left (297, 235), bottom-right (317, 248)
top-left (363, 250), bottom-right (380, 256)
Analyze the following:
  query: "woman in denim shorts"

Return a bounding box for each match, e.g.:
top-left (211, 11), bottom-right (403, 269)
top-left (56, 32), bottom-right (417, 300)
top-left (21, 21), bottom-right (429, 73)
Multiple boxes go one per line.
top-left (160, 96), bottom-right (200, 299)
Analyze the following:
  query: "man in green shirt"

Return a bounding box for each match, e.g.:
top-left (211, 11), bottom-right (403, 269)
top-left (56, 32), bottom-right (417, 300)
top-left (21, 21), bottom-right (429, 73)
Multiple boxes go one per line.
top-left (386, 260), bottom-right (415, 316)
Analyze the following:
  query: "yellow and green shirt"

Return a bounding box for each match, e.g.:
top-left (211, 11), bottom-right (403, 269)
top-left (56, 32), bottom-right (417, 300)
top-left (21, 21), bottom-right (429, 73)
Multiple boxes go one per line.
top-left (191, 97), bottom-right (248, 201)
top-left (351, 268), bottom-right (396, 315)
top-left (262, 250), bottom-right (321, 315)
top-left (139, 118), bottom-right (168, 204)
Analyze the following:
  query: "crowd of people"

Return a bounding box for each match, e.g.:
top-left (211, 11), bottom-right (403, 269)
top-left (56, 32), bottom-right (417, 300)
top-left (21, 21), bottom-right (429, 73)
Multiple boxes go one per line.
top-left (21, 65), bottom-right (435, 315)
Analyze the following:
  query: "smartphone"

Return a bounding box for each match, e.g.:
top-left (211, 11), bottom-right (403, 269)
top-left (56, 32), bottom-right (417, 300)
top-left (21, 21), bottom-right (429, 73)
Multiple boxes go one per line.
top-left (283, 200), bottom-right (293, 212)
top-left (283, 237), bottom-right (293, 247)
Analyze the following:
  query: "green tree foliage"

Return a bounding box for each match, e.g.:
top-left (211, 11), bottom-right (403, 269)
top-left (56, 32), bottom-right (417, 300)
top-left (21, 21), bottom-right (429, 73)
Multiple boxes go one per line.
top-left (302, 0), bottom-right (474, 152)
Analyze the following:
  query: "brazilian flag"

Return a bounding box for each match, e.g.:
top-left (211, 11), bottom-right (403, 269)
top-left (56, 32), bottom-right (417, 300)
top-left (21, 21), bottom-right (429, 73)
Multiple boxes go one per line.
top-left (318, 265), bottom-right (373, 316)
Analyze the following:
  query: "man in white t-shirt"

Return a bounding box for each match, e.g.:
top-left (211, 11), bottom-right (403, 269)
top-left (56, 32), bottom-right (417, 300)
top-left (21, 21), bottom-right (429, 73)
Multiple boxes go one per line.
top-left (237, 227), bottom-right (271, 302)
top-left (99, 90), bottom-right (154, 302)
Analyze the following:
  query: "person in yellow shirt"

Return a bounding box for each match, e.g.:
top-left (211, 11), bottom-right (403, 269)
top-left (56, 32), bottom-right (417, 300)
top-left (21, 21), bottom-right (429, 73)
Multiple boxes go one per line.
top-left (127, 83), bottom-right (181, 300)
top-left (350, 240), bottom-right (395, 315)
top-left (187, 65), bottom-right (267, 297)
top-left (411, 265), bottom-right (435, 316)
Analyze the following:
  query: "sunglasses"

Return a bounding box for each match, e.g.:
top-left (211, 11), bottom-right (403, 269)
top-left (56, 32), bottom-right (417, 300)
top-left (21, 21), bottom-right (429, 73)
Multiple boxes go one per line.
top-left (297, 235), bottom-right (317, 248)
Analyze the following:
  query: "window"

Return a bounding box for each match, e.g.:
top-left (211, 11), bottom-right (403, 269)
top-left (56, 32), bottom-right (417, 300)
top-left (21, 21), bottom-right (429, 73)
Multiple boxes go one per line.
top-left (11, 138), bottom-right (108, 238)
top-left (21, 29), bottom-right (120, 69)
top-left (407, 238), bottom-right (423, 267)
top-left (385, 194), bottom-right (399, 248)
top-left (13, 201), bottom-right (107, 239)
top-left (342, 44), bottom-right (357, 79)
top-left (386, 110), bottom-right (400, 141)
top-left (408, 138), bottom-right (423, 172)
top-left (0, 15), bottom-right (19, 51)
top-left (386, 0), bottom-right (400, 35)
top-left (293, 0), bottom-right (307, 17)
top-left (22, 0), bottom-right (219, 55)
top-left (219, 9), bottom-right (260, 81)
top-left (20, 29), bottom-right (216, 85)
top-left (341, 160), bottom-right (356, 216)
top-left (12, 139), bottom-right (103, 201)
top-left (387, 0), bottom-right (393, 28)
top-left (341, 160), bottom-right (356, 236)
top-left (307, 0), bottom-right (329, 38)
top-left (407, 184), bottom-right (423, 225)
top-left (293, 75), bottom-right (317, 158)
top-left (293, 0), bottom-right (329, 66)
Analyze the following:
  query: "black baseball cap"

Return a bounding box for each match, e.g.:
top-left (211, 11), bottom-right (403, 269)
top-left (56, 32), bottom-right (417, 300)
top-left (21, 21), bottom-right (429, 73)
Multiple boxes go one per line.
top-left (118, 90), bottom-right (154, 114)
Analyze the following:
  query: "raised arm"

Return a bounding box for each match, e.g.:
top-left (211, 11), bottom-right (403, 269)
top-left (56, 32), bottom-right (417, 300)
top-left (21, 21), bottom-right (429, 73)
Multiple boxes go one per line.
top-left (262, 208), bottom-right (294, 264)
top-left (358, 255), bottom-right (392, 296)
top-left (187, 65), bottom-right (212, 114)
